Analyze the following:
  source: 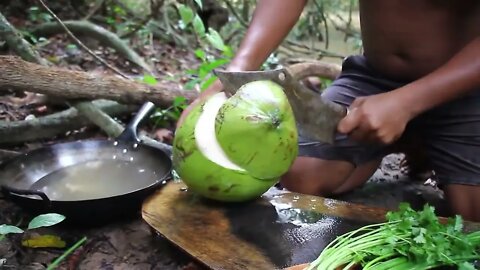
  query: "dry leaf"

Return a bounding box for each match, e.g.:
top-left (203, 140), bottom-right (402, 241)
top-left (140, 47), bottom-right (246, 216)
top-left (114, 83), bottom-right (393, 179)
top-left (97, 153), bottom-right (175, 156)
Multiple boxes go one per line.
top-left (22, 234), bottom-right (66, 248)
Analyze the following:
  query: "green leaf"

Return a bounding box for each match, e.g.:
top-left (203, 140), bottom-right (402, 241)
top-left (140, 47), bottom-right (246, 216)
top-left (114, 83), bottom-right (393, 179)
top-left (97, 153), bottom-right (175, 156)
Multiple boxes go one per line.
top-left (184, 78), bottom-right (200, 90)
top-left (201, 58), bottom-right (230, 72)
top-left (222, 46), bottom-right (234, 58)
top-left (143, 74), bottom-right (158, 85)
top-left (178, 4), bottom-right (194, 25)
top-left (0, 224), bottom-right (24, 235)
top-left (28, 213), bottom-right (65, 230)
top-left (194, 0), bottom-right (203, 9)
top-left (194, 49), bottom-right (206, 61)
top-left (205, 28), bottom-right (226, 51)
top-left (413, 232), bottom-right (426, 244)
top-left (173, 96), bottom-right (187, 108)
top-left (193, 15), bottom-right (206, 37)
top-left (459, 262), bottom-right (476, 270)
top-left (453, 215), bottom-right (464, 232)
top-left (200, 76), bottom-right (217, 91)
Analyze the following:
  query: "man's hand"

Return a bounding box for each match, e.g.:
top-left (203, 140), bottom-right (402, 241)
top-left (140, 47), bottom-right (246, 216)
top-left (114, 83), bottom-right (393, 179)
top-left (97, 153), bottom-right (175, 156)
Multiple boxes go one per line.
top-left (176, 79), bottom-right (224, 128)
top-left (337, 91), bottom-right (413, 145)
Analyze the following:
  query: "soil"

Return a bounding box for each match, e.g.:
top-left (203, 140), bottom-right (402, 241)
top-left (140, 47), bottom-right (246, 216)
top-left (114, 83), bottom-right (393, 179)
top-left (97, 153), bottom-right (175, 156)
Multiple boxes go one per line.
top-left (0, 152), bottom-right (446, 270)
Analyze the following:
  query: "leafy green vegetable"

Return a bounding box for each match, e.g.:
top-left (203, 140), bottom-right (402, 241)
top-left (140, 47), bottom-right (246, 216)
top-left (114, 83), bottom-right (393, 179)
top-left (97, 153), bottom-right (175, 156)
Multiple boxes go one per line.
top-left (306, 203), bottom-right (480, 270)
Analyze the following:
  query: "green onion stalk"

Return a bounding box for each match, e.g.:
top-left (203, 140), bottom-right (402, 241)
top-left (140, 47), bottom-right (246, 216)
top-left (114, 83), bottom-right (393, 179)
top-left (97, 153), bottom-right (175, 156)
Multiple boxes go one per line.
top-left (306, 204), bottom-right (480, 270)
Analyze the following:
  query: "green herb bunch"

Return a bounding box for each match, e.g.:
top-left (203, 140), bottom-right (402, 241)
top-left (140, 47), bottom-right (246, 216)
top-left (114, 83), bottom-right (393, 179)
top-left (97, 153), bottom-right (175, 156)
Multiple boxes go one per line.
top-left (306, 203), bottom-right (480, 270)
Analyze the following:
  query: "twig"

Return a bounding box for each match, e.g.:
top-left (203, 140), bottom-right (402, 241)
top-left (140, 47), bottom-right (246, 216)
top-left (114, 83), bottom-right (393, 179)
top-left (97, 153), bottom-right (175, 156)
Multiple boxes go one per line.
top-left (0, 100), bottom-right (137, 145)
top-left (313, 1), bottom-right (329, 50)
top-left (222, 0), bottom-right (248, 28)
top-left (83, 0), bottom-right (105, 20)
top-left (0, 13), bottom-right (49, 66)
top-left (120, 0), bottom-right (164, 38)
top-left (36, 0), bottom-right (131, 79)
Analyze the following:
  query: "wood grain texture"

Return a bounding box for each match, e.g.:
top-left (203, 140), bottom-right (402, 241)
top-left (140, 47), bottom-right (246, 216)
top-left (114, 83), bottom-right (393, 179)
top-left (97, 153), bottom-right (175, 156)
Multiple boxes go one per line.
top-left (142, 181), bottom-right (480, 270)
top-left (0, 56), bottom-right (198, 108)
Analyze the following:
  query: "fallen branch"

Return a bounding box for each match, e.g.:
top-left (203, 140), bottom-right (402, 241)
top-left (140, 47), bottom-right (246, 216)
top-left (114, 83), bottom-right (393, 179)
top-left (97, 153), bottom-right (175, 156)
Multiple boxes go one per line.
top-left (0, 9), bottom-right (129, 141)
top-left (0, 13), bottom-right (49, 66)
top-left (0, 100), bottom-right (137, 145)
top-left (0, 55), bottom-right (198, 107)
top-left (31, 20), bottom-right (153, 73)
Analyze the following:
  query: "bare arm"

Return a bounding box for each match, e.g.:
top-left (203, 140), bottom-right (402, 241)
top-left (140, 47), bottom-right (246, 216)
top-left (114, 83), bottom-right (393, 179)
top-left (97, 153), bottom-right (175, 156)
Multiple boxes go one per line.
top-left (177, 1), bottom-right (307, 127)
top-left (337, 37), bottom-right (480, 144)
top-left (398, 37), bottom-right (480, 118)
top-left (227, 0), bottom-right (308, 71)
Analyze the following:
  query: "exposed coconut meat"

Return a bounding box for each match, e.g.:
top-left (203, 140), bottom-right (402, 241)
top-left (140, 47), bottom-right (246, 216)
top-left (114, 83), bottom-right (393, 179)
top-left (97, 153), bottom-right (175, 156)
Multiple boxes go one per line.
top-left (194, 92), bottom-right (246, 172)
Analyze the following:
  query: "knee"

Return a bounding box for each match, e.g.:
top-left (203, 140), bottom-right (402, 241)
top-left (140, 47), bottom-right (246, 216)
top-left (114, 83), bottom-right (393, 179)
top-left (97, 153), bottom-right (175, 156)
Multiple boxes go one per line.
top-left (279, 157), bottom-right (354, 197)
top-left (280, 171), bottom-right (335, 197)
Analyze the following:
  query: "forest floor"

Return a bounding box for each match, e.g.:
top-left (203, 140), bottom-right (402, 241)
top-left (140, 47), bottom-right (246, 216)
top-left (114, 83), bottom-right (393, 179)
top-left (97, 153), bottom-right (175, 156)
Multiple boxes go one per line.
top-left (0, 31), bottom-right (448, 270)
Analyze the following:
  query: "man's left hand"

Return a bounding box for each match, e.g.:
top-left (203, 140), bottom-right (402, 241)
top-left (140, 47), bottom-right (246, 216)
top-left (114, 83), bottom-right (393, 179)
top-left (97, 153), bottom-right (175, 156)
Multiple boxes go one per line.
top-left (337, 91), bottom-right (413, 145)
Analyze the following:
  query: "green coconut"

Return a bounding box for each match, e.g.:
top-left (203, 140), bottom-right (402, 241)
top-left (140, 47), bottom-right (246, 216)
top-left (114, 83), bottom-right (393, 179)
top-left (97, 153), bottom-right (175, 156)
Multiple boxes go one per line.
top-left (172, 92), bottom-right (279, 202)
top-left (215, 80), bottom-right (298, 179)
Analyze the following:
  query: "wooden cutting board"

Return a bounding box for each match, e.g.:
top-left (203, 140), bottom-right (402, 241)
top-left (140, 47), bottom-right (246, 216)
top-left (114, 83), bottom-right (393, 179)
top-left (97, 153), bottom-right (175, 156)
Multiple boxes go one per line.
top-left (141, 180), bottom-right (479, 270)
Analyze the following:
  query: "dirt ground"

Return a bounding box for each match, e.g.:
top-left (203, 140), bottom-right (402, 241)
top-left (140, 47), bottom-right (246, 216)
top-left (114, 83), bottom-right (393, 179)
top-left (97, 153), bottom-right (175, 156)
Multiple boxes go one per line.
top-left (0, 152), bottom-right (446, 270)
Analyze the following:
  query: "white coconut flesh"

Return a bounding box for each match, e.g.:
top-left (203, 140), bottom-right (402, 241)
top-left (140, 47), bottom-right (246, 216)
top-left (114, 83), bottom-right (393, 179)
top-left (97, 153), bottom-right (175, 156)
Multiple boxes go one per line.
top-left (194, 92), bottom-right (246, 172)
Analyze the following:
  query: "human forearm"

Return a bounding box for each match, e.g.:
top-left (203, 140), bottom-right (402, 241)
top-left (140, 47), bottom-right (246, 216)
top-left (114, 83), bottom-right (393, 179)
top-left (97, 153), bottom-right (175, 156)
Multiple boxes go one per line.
top-left (397, 37), bottom-right (480, 119)
top-left (227, 0), bottom-right (307, 71)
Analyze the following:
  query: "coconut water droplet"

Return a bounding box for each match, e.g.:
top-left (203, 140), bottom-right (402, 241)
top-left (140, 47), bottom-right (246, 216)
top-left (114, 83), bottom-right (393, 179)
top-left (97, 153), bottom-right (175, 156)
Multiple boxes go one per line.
top-left (138, 169), bottom-right (145, 173)
top-left (161, 180), bottom-right (167, 185)
top-left (129, 157), bottom-right (134, 161)
top-left (122, 149), bottom-right (128, 154)
top-left (133, 143), bottom-right (139, 149)
top-left (179, 187), bottom-right (188, 192)
top-left (113, 141), bottom-right (119, 146)
top-left (112, 155), bottom-right (117, 159)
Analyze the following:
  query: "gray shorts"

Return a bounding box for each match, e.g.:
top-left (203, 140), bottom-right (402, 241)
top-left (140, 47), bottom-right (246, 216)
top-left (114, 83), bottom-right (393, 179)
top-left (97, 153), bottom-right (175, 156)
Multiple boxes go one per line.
top-left (299, 55), bottom-right (480, 186)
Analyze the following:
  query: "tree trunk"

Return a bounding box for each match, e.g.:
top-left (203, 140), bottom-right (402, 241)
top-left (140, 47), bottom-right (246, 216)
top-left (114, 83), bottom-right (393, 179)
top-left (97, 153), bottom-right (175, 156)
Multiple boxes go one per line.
top-left (0, 55), bottom-right (198, 107)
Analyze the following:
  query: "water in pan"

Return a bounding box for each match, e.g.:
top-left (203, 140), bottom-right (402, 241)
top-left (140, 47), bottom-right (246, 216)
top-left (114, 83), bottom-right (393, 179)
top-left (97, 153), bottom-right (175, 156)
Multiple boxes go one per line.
top-left (29, 159), bottom-right (159, 201)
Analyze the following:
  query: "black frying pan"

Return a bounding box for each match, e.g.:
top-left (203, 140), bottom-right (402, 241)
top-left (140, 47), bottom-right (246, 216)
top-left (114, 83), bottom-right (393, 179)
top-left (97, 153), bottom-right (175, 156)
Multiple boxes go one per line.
top-left (0, 102), bottom-right (172, 226)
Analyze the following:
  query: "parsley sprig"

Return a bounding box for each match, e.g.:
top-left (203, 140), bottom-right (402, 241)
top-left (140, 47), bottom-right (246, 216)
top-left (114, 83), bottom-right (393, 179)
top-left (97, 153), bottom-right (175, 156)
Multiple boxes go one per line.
top-left (306, 203), bottom-right (480, 270)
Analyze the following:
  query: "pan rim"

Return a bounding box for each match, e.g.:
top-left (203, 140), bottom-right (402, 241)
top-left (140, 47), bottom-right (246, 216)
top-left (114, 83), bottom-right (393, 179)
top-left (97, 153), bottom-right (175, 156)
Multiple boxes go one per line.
top-left (0, 138), bottom-right (173, 203)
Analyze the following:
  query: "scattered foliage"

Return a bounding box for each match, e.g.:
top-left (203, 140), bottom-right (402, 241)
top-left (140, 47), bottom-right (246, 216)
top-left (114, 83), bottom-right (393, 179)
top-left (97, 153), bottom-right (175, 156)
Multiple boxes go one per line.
top-left (307, 203), bottom-right (480, 270)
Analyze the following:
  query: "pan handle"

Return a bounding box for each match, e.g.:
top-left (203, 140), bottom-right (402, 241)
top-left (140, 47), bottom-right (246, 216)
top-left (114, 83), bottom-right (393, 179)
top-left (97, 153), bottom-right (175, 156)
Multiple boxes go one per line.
top-left (1, 185), bottom-right (51, 205)
top-left (116, 102), bottom-right (156, 143)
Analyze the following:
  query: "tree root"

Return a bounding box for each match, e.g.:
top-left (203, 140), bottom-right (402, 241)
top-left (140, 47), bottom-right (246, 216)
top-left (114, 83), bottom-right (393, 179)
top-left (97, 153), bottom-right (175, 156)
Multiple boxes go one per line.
top-left (0, 100), bottom-right (137, 145)
top-left (0, 13), bottom-right (49, 66)
top-left (31, 20), bottom-right (153, 73)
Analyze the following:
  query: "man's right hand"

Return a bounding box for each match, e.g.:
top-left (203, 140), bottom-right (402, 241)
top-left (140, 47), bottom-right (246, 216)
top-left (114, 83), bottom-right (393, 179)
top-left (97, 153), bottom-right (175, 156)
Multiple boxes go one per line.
top-left (176, 79), bottom-right (224, 128)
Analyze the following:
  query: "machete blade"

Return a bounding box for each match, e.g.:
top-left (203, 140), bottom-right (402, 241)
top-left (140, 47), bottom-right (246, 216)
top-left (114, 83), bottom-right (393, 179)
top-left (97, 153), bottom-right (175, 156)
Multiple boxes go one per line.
top-left (213, 68), bottom-right (347, 144)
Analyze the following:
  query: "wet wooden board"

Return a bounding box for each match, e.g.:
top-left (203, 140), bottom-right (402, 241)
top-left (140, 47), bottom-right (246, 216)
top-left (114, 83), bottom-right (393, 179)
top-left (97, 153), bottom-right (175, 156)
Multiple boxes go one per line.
top-left (141, 180), bottom-right (480, 270)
